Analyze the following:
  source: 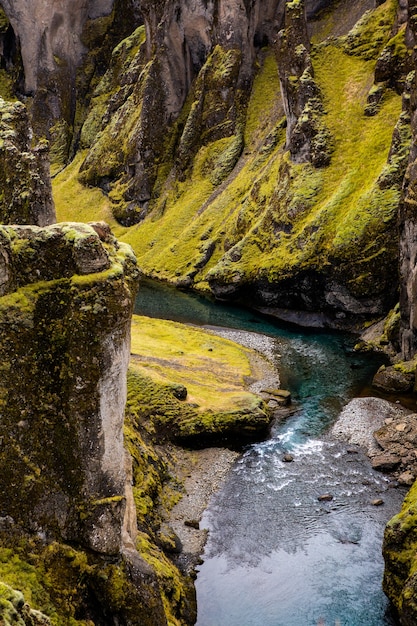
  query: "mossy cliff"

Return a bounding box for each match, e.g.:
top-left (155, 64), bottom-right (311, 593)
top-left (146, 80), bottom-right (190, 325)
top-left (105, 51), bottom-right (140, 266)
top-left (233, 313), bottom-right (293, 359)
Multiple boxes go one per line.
top-left (48, 0), bottom-right (408, 327)
top-left (0, 221), bottom-right (271, 624)
top-left (0, 97), bottom-right (55, 225)
top-left (0, 222), bottom-right (197, 625)
top-left (0, 0), bottom-right (142, 170)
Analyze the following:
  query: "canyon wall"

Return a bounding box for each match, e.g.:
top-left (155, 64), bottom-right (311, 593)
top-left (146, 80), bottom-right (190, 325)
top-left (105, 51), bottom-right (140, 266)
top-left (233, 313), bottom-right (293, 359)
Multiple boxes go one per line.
top-left (67, 0), bottom-right (402, 328)
top-left (0, 97), bottom-right (55, 225)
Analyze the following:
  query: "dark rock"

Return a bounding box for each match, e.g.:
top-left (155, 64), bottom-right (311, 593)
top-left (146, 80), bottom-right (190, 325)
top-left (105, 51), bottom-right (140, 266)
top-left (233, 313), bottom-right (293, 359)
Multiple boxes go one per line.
top-left (184, 519), bottom-right (200, 530)
top-left (275, 0), bottom-right (332, 167)
top-left (171, 384), bottom-right (188, 400)
top-left (372, 365), bottom-right (415, 393)
top-left (318, 493), bottom-right (333, 502)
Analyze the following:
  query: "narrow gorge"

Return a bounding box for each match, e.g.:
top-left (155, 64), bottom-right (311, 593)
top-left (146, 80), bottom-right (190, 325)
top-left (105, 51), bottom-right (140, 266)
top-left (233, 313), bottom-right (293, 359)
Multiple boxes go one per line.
top-left (1, 0), bottom-right (417, 624)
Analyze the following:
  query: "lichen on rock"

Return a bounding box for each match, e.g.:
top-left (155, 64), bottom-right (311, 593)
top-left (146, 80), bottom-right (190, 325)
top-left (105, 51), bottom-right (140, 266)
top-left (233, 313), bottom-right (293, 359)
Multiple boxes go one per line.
top-left (0, 97), bottom-right (55, 226)
top-left (0, 221), bottom-right (138, 555)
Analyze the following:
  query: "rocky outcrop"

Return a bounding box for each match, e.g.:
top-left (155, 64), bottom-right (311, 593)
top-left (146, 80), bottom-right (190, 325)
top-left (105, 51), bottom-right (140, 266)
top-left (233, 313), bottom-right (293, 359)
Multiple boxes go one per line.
top-left (275, 0), bottom-right (332, 166)
top-left (0, 0), bottom-right (142, 165)
top-left (0, 97), bottom-right (55, 225)
top-left (383, 481), bottom-right (417, 625)
top-left (399, 45), bottom-right (417, 358)
top-left (79, 0), bottom-right (287, 223)
top-left (0, 221), bottom-right (196, 624)
top-left (0, 221), bottom-right (138, 553)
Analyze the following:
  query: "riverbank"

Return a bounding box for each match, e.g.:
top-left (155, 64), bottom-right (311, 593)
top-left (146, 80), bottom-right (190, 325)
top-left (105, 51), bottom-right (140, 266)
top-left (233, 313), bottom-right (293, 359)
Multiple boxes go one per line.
top-left (164, 326), bottom-right (282, 572)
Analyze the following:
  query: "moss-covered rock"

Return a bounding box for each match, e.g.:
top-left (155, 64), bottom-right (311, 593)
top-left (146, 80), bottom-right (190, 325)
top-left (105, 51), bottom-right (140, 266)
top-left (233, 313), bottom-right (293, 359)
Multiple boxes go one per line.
top-left (0, 97), bottom-right (55, 226)
top-left (0, 222), bottom-right (138, 554)
top-left (383, 481), bottom-right (417, 624)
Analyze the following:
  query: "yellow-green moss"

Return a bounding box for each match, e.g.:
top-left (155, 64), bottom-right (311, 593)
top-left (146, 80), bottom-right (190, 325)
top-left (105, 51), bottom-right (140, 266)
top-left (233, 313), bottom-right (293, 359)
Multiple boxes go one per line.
top-left (127, 314), bottom-right (270, 442)
top-left (343, 0), bottom-right (398, 60)
top-left (383, 480), bottom-right (417, 616)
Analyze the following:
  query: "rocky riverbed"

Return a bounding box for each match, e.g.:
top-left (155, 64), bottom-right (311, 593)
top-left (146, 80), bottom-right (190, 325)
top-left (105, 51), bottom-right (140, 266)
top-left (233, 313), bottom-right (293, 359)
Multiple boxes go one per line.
top-left (332, 396), bottom-right (417, 486)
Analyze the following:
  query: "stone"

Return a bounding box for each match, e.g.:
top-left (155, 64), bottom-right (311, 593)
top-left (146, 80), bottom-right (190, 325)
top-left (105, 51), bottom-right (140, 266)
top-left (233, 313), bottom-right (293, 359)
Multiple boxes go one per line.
top-left (371, 454), bottom-right (402, 472)
top-left (283, 454), bottom-right (294, 463)
top-left (397, 471), bottom-right (415, 486)
top-left (318, 493), bottom-right (333, 502)
top-left (372, 365), bottom-right (415, 393)
top-left (371, 499), bottom-right (384, 506)
top-left (0, 98), bottom-right (55, 226)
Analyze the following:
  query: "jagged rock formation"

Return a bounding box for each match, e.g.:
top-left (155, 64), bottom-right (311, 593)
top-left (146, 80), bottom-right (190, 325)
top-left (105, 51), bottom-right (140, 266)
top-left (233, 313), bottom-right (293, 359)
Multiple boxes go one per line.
top-left (0, 97), bottom-right (55, 225)
top-left (399, 0), bottom-right (417, 361)
top-left (275, 0), bottom-right (332, 166)
top-left (0, 0), bottom-right (142, 166)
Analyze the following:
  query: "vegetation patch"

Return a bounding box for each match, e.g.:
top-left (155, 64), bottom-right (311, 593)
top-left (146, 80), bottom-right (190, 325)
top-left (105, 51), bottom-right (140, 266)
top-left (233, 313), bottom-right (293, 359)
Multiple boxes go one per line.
top-left (127, 314), bottom-right (271, 444)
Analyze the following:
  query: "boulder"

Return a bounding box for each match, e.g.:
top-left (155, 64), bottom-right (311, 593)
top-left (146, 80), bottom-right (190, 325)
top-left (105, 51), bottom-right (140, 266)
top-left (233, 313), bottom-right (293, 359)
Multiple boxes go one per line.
top-left (372, 365), bottom-right (415, 393)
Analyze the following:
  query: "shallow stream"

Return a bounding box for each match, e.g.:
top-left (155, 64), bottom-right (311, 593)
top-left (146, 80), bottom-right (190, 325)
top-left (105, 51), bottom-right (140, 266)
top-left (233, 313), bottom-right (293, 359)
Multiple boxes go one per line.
top-left (135, 280), bottom-right (406, 626)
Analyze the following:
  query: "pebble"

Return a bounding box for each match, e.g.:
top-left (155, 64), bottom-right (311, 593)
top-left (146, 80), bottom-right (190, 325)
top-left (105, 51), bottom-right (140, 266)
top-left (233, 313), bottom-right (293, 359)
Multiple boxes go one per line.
top-left (282, 454), bottom-right (294, 463)
top-left (371, 499), bottom-right (384, 506)
top-left (318, 493), bottom-right (333, 502)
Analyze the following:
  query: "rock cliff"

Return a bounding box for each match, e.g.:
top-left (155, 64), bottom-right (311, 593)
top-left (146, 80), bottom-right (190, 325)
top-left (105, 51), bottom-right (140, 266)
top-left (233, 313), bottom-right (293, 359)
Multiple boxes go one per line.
top-left (0, 0), bottom-right (142, 167)
top-left (0, 97), bottom-right (55, 225)
top-left (0, 221), bottom-right (199, 625)
top-left (46, 0), bottom-right (406, 327)
top-left (0, 221), bottom-right (137, 553)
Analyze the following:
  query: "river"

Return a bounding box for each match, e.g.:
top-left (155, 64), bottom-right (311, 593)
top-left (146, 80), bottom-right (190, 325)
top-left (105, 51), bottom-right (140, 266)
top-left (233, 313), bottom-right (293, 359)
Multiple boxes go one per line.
top-left (135, 279), bottom-right (405, 626)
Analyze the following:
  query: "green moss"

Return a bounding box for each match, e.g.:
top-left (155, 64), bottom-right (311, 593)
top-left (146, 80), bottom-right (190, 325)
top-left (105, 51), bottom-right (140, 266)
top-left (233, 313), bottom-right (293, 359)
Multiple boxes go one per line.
top-left (343, 0), bottom-right (398, 60)
top-left (0, 8), bottom-right (9, 33)
top-left (383, 480), bottom-right (417, 616)
top-left (127, 315), bottom-right (270, 443)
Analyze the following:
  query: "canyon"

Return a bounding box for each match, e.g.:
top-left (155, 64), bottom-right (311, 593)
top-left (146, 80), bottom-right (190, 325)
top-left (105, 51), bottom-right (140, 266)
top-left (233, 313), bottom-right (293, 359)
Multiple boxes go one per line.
top-left (1, 0), bottom-right (417, 623)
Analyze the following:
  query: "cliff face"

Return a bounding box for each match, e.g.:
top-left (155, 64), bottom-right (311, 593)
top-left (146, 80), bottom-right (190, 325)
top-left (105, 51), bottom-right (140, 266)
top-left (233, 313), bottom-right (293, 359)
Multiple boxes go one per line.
top-left (0, 221), bottom-right (137, 552)
top-left (0, 222), bottom-right (197, 625)
top-left (399, 0), bottom-right (417, 360)
top-left (0, 97), bottom-right (55, 225)
top-left (44, 0), bottom-right (405, 328)
top-left (0, 0), bottom-right (142, 167)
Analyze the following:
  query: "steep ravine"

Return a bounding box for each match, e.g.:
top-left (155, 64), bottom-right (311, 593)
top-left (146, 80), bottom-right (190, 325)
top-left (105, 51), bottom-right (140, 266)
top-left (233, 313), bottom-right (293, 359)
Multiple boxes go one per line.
top-left (2, 0), bottom-right (417, 623)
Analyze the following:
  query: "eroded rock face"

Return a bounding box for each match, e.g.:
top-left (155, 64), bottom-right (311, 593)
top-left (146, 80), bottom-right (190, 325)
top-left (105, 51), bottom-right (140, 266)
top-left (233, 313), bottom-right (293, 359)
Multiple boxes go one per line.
top-left (0, 0), bottom-right (142, 162)
top-left (0, 97), bottom-right (55, 225)
top-left (0, 221), bottom-right (139, 555)
top-left (399, 0), bottom-right (417, 360)
top-left (275, 0), bottom-right (332, 166)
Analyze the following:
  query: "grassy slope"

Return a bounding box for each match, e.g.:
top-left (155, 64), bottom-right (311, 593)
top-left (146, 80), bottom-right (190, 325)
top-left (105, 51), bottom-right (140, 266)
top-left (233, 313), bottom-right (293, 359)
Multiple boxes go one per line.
top-left (53, 1), bottom-right (402, 296)
top-left (127, 314), bottom-right (270, 440)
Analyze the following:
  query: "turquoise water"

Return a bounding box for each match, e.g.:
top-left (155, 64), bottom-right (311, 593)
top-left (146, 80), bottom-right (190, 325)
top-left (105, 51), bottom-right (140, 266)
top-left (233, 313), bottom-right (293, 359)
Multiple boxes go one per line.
top-left (135, 280), bottom-right (403, 626)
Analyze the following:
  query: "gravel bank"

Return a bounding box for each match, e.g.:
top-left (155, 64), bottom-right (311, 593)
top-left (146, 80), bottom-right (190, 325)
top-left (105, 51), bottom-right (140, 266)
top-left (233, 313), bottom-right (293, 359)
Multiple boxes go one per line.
top-left (330, 396), bottom-right (411, 455)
